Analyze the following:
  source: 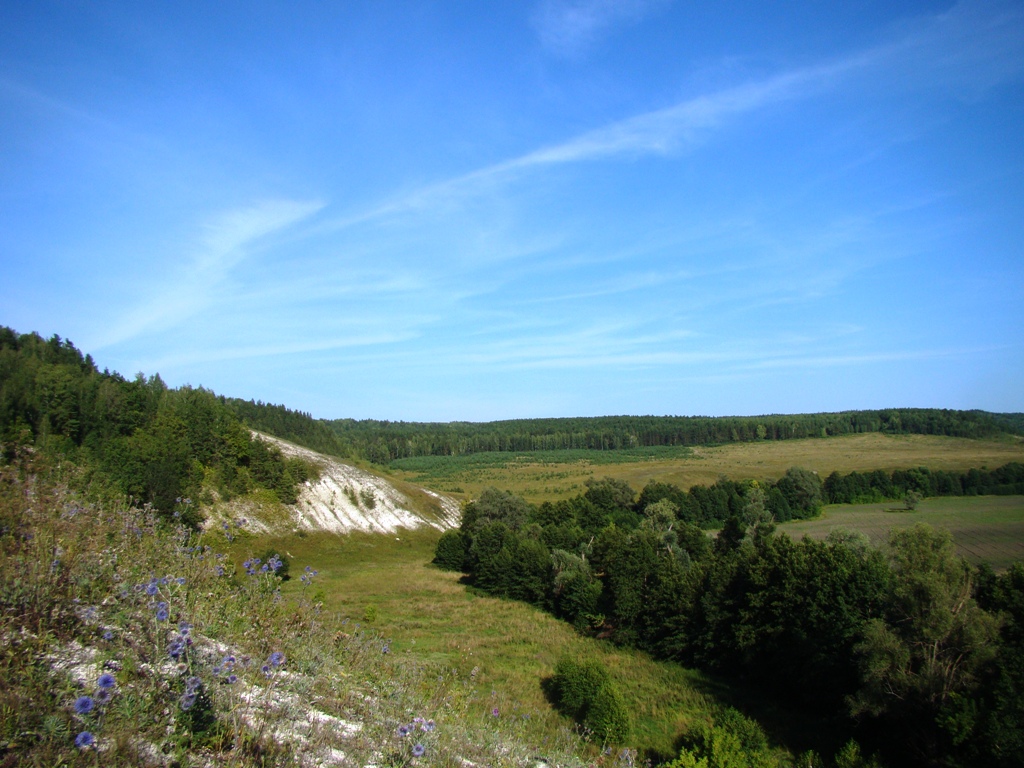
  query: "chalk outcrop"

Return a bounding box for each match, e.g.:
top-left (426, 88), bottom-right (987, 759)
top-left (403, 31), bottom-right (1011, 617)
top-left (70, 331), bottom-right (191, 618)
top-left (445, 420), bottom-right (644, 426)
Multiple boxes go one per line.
top-left (207, 433), bottom-right (460, 536)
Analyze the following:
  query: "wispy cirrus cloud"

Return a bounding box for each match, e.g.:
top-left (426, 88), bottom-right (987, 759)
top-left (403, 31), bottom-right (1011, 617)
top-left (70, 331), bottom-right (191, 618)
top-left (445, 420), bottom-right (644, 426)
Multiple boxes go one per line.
top-left (531, 0), bottom-right (672, 58)
top-left (93, 199), bottom-right (324, 350)
top-left (313, 0), bottom-right (1023, 242)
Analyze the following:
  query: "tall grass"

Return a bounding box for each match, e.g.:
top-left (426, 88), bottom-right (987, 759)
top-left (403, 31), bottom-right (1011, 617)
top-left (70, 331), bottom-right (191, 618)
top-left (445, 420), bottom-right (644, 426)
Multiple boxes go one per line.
top-left (0, 452), bottom-right (594, 767)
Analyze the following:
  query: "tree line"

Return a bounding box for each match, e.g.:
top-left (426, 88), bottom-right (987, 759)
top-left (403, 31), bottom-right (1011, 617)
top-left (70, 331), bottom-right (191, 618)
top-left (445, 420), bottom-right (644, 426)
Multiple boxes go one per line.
top-left (824, 464), bottom-right (1024, 504)
top-left (0, 327), bottom-right (316, 525)
top-left (328, 410), bottom-right (1022, 464)
top-left (434, 478), bottom-right (1024, 767)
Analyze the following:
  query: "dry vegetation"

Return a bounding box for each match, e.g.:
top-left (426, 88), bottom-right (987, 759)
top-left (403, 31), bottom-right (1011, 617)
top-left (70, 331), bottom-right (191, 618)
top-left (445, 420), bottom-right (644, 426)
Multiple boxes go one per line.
top-left (388, 433), bottom-right (1024, 504)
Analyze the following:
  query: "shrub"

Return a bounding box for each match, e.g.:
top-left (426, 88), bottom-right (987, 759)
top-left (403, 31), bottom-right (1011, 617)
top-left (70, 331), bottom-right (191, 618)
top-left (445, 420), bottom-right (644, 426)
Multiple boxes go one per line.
top-left (433, 530), bottom-right (467, 571)
top-left (582, 680), bottom-right (630, 744)
top-left (551, 656), bottom-right (609, 719)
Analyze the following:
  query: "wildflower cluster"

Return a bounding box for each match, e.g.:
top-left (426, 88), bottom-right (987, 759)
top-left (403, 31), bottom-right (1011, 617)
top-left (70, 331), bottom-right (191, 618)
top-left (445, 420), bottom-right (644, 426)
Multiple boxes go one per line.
top-left (261, 650), bottom-right (286, 677)
top-left (72, 669), bottom-right (119, 750)
top-left (395, 716), bottom-right (437, 762)
top-left (300, 564), bottom-right (319, 585)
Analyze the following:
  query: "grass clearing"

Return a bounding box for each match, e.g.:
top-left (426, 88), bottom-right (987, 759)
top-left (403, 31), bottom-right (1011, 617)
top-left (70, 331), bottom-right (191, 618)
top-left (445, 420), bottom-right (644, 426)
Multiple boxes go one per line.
top-left (780, 494), bottom-right (1024, 570)
top-left (250, 527), bottom-right (717, 759)
top-left (385, 433), bottom-right (1024, 503)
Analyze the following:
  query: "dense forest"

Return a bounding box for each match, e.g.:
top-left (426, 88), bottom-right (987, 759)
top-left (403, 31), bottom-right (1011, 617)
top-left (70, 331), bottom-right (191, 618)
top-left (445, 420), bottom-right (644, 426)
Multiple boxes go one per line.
top-left (435, 478), bottom-right (1024, 767)
top-left (328, 410), bottom-right (1023, 464)
top-left (0, 327), bottom-right (316, 525)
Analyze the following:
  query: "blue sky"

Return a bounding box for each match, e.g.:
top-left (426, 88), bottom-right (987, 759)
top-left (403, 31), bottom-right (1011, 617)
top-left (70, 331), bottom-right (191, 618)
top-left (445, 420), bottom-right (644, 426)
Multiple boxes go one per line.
top-left (2, 0), bottom-right (1022, 421)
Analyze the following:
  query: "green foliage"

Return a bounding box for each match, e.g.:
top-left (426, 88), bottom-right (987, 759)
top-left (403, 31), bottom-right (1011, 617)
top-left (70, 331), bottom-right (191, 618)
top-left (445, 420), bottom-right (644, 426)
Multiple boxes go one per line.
top-left (0, 327), bottom-right (312, 523)
top-left (328, 409), bottom-right (1021, 464)
top-left (549, 656), bottom-right (630, 744)
top-left (551, 656), bottom-right (609, 718)
top-left (460, 486), bottom-right (533, 533)
top-left (775, 467), bottom-right (824, 519)
top-left (850, 525), bottom-right (1001, 764)
top-left (582, 678), bottom-right (630, 744)
top-left (432, 529), bottom-right (467, 571)
top-left (668, 714), bottom-right (780, 768)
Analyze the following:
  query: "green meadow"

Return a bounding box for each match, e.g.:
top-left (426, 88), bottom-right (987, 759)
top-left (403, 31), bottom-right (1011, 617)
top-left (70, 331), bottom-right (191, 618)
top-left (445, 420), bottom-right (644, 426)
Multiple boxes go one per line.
top-left (243, 527), bottom-right (723, 760)
top-left (385, 432), bottom-right (1024, 504)
top-left (780, 494), bottom-right (1024, 570)
top-left (247, 433), bottom-right (1024, 758)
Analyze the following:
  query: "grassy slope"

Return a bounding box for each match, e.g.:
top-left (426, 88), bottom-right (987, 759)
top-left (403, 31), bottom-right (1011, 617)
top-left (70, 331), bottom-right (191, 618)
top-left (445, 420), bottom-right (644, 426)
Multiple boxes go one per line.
top-left (248, 527), bottom-right (715, 759)
top-left (386, 433), bottom-right (1024, 503)
top-left (239, 433), bottom-right (1024, 758)
top-left (780, 495), bottom-right (1024, 570)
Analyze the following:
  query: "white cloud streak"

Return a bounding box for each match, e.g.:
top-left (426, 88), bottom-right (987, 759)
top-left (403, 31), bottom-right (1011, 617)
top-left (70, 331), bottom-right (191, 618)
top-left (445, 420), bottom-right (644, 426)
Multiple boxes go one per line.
top-left (311, 0), bottom-right (1022, 243)
top-left (93, 199), bottom-right (324, 350)
top-left (531, 0), bottom-right (672, 57)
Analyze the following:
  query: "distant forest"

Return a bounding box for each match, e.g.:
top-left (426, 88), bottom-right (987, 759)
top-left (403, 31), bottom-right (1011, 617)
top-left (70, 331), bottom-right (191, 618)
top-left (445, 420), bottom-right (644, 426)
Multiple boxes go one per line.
top-left (0, 328), bottom-right (317, 524)
top-left (215, 396), bottom-right (1024, 466)
top-left (320, 409), bottom-right (1023, 465)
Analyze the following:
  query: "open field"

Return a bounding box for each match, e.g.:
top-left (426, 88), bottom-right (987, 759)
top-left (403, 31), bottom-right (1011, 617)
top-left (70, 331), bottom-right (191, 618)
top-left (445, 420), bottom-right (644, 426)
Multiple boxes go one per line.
top-left (386, 433), bottom-right (1024, 503)
top-left (780, 494), bottom-right (1024, 570)
top-left (243, 528), bottom-right (729, 760)
top-left (233, 434), bottom-right (1024, 758)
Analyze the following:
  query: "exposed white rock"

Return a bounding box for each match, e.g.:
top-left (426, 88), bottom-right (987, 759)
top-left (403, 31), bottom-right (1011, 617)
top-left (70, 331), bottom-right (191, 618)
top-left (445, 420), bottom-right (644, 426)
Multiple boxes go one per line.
top-left (209, 433), bottom-right (461, 536)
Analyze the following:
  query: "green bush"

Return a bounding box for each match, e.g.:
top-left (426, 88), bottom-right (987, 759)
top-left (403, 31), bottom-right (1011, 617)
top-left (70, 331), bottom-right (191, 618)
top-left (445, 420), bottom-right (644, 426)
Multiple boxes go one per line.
top-left (548, 656), bottom-right (629, 744)
top-left (582, 680), bottom-right (630, 744)
top-left (432, 530), bottom-right (467, 571)
top-left (551, 656), bottom-right (609, 719)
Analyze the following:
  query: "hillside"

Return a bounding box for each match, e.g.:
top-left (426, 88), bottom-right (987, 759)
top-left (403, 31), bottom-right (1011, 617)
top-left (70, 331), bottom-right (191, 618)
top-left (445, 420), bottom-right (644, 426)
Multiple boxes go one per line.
top-left (210, 433), bottom-right (460, 535)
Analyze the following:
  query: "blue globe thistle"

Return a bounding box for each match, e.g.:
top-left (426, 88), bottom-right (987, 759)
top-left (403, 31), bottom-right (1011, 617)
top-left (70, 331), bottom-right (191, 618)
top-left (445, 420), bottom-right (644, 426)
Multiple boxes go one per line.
top-left (179, 693), bottom-right (196, 711)
top-left (156, 607), bottom-right (169, 621)
top-left (74, 696), bottom-right (94, 715)
top-left (145, 582), bottom-right (159, 596)
top-left (227, 674), bottom-right (238, 684)
top-left (74, 731), bottom-right (94, 748)
top-left (97, 673), bottom-right (115, 689)
top-left (397, 724), bottom-right (411, 737)
top-left (268, 651), bottom-right (285, 666)
top-left (421, 720), bottom-right (436, 732)
top-left (412, 743), bottom-right (425, 757)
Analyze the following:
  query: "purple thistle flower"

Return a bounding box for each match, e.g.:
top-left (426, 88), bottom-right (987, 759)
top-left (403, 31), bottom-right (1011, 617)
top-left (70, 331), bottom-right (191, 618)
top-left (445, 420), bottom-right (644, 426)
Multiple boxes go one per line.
top-left (412, 743), bottom-right (425, 757)
top-left (74, 696), bottom-right (94, 714)
top-left (261, 664), bottom-right (271, 676)
top-left (145, 582), bottom-right (159, 596)
top-left (179, 693), bottom-right (196, 711)
top-left (491, 707), bottom-right (499, 717)
top-left (97, 673), bottom-right (116, 689)
top-left (75, 731), bottom-right (94, 748)
top-left (269, 651), bottom-right (285, 666)
top-left (103, 630), bottom-right (114, 641)
top-left (398, 724), bottom-right (411, 737)
top-left (227, 674), bottom-right (238, 684)
top-left (156, 607), bottom-right (169, 621)
top-left (421, 719), bottom-right (435, 732)
top-left (176, 577), bottom-right (186, 585)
